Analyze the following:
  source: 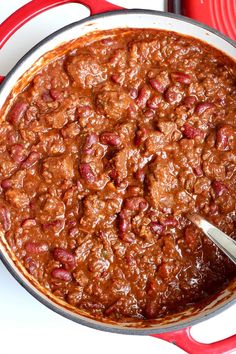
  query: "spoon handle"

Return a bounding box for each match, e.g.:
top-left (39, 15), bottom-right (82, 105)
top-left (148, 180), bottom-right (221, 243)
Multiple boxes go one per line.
top-left (188, 214), bottom-right (236, 265)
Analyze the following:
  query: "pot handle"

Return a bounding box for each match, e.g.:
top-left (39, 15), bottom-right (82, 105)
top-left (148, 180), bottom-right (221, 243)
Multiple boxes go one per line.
top-left (0, 0), bottom-right (123, 48)
top-left (153, 326), bottom-right (236, 354)
top-left (0, 0), bottom-right (124, 81)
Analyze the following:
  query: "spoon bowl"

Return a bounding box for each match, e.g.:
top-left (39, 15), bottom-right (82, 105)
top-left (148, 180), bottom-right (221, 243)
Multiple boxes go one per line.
top-left (188, 213), bottom-right (236, 265)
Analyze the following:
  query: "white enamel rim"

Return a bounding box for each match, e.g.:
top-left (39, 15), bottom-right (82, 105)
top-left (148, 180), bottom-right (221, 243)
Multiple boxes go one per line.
top-left (0, 10), bottom-right (236, 335)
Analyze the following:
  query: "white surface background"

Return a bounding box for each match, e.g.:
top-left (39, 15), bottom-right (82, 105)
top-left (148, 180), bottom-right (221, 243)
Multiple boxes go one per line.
top-left (0, 1), bottom-right (236, 354)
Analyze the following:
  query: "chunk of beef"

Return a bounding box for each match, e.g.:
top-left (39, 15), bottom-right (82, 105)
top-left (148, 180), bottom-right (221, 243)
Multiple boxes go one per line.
top-left (66, 54), bottom-right (106, 88)
top-left (96, 90), bottom-right (132, 121)
top-left (39, 195), bottom-right (65, 223)
top-left (42, 155), bottom-right (74, 183)
top-left (5, 188), bottom-right (29, 209)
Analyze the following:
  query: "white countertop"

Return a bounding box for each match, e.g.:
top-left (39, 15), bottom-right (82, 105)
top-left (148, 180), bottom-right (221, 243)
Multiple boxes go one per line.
top-left (0, 2), bottom-right (235, 353)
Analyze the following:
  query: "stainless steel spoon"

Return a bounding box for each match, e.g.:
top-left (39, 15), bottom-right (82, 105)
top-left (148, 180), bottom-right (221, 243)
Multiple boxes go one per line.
top-left (187, 213), bottom-right (236, 265)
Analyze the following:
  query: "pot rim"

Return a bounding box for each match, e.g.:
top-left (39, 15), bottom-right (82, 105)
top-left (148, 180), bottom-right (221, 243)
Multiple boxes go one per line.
top-left (0, 8), bottom-right (236, 335)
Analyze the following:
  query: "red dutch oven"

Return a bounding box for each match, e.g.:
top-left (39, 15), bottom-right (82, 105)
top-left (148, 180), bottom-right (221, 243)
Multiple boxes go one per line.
top-left (0, 1), bottom-right (236, 353)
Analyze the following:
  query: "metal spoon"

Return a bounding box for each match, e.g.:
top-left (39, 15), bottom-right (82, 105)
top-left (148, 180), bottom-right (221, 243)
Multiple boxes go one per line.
top-left (187, 213), bottom-right (236, 265)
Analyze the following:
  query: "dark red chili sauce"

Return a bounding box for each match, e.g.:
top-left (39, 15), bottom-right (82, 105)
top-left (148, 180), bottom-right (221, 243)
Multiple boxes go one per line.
top-left (1, 29), bottom-right (236, 321)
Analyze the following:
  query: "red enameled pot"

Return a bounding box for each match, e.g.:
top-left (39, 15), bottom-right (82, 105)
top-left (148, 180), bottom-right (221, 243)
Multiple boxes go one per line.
top-left (0, 1), bottom-right (236, 353)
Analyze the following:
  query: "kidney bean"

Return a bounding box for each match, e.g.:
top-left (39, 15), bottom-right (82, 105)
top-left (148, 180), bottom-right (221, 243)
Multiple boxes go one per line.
top-left (129, 88), bottom-right (138, 99)
top-left (51, 268), bottom-right (72, 282)
top-left (25, 241), bottom-right (48, 254)
top-left (183, 95), bottom-right (197, 108)
top-left (8, 101), bottom-right (28, 125)
top-left (147, 95), bottom-right (161, 109)
top-left (212, 180), bottom-right (228, 197)
top-left (109, 168), bottom-right (118, 181)
top-left (123, 197), bottom-right (148, 211)
top-left (136, 86), bottom-right (151, 108)
top-left (21, 218), bottom-right (37, 228)
top-left (1, 179), bottom-right (12, 190)
top-left (171, 72), bottom-right (191, 84)
top-left (7, 130), bottom-right (19, 144)
top-left (9, 144), bottom-right (27, 163)
top-left (83, 133), bottom-right (98, 154)
top-left (0, 206), bottom-right (11, 231)
top-left (182, 124), bottom-right (202, 139)
top-left (53, 247), bottom-right (76, 269)
top-left (83, 134), bottom-right (98, 149)
top-left (118, 210), bottom-right (130, 233)
top-left (49, 88), bottom-right (62, 100)
top-left (134, 127), bottom-right (148, 147)
top-left (144, 299), bottom-right (158, 319)
top-left (149, 221), bottom-right (164, 235)
top-left (149, 78), bottom-right (165, 93)
top-left (128, 102), bottom-right (138, 117)
top-left (193, 166), bottom-right (203, 177)
top-left (164, 86), bottom-right (182, 104)
top-left (100, 132), bottom-right (121, 146)
top-left (134, 168), bottom-right (145, 183)
top-left (111, 74), bottom-right (119, 83)
top-left (79, 163), bottom-right (95, 183)
top-left (160, 217), bottom-right (178, 227)
top-left (143, 109), bottom-right (155, 118)
top-left (21, 151), bottom-right (41, 169)
top-left (7, 131), bottom-right (19, 144)
top-left (216, 125), bottom-right (233, 151)
top-left (195, 102), bottom-right (215, 114)
top-left (111, 74), bottom-right (123, 84)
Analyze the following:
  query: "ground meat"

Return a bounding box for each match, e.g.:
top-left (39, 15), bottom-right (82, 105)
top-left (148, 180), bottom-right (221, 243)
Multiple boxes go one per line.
top-left (1, 28), bottom-right (236, 324)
